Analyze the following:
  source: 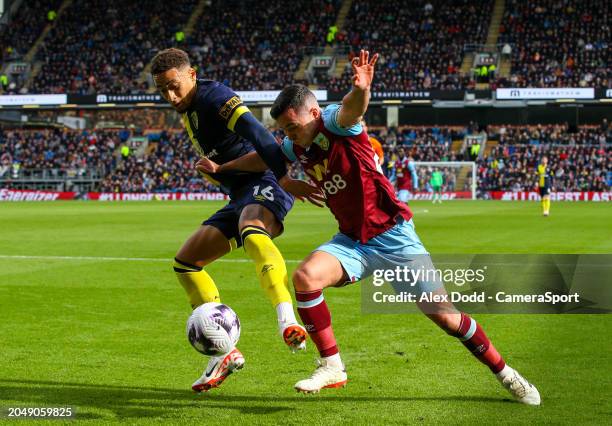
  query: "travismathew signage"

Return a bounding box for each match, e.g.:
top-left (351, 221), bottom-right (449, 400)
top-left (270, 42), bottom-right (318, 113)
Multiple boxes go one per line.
top-left (0, 94), bottom-right (67, 106)
top-left (496, 88), bottom-right (595, 100)
top-left (68, 90), bottom-right (328, 105)
top-left (596, 88), bottom-right (612, 99)
top-left (371, 91), bottom-right (432, 99)
top-left (328, 90), bottom-right (465, 101)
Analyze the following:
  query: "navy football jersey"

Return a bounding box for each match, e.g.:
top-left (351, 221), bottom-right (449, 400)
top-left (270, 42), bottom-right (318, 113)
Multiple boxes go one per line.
top-left (182, 79), bottom-right (272, 194)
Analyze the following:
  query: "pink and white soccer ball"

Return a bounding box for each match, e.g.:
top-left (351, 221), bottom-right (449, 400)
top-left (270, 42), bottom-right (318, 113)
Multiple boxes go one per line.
top-left (187, 302), bottom-right (241, 356)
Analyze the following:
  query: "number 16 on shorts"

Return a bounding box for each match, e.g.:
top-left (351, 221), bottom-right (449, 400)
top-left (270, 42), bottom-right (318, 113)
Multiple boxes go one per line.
top-left (253, 185), bottom-right (275, 201)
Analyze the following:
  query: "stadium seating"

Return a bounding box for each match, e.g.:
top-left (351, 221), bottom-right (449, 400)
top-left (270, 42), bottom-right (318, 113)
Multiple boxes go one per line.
top-left (0, 0), bottom-right (61, 63)
top-left (5, 0), bottom-right (609, 93)
top-left (479, 125), bottom-right (610, 191)
top-left (0, 0), bottom-right (62, 93)
top-left (0, 128), bottom-right (119, 176)
top-left (98, 132), bottom-right (215, 193)
top-left (187, 0), bottom-right (342, 90)
top-left (326, 0), bottom-right (493, 91)
top-left (31, 0), bottom-right (197, 94)
top-left (496, 0), bottom-right (610, 88)
top-left (3, 123), bottom-right (608, 193)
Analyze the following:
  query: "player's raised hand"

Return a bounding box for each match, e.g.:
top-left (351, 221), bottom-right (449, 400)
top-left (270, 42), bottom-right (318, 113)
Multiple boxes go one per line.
top-left (351, 49), bottom-right (378, 91)
top-left (279, 176), bottom-right (326, 208)
top-left (195, 157), bottom-right (220, 174)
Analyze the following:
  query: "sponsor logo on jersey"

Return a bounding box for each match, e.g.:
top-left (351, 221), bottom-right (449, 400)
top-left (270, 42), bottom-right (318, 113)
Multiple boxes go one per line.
top-left (305, 159), bottom-right (329, 181)
top-left (219, 96), bottom-right (242, 120)
top-left (204, 148), bottom-right (218, 159)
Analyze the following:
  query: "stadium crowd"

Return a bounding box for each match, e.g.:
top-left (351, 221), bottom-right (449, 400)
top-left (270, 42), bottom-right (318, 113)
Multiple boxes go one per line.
top-left (2, 122), bottom-right (608, 193)
top-left (479, 124), bottom-right (611, 191)
top-left (31, 0), bottom-right (197, 94)
top-left (188, 0), bottom-right (341, 90)
top-left (0, 128), bottom-right (121, 179)
top-left (479, 144), bottom-right (609, 192)
top-left (1, 0), bottom-right (608, 93)
top-left (98, 131), bottom-right (214, 193)
top-left (0, 0), bottom-right (62, 61)
top-left (496, 0), bottom-right (610, 88)
top-left (326, 0), bottom-right (493, 91)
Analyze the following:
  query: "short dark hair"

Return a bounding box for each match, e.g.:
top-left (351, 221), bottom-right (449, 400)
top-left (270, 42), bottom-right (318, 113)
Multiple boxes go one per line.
top-left (270, 84), bottom-right (316, 119)
top-left (150, 48), bottom-right (190, 75)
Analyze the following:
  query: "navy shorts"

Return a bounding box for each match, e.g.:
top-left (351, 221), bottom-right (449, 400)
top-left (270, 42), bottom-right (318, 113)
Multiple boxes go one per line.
top-left (539, 187), bottom-right (549, 196)
top-left (203, 173), bottom-right (294, 248)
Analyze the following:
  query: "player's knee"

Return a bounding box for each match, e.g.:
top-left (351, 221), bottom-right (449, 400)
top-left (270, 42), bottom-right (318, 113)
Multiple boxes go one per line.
top-left (292, 267), bottom-right (320, 292)
top-left (427, 313), bottom-right (461, 335)
top-left (173, 257), bottom-right (202, 274)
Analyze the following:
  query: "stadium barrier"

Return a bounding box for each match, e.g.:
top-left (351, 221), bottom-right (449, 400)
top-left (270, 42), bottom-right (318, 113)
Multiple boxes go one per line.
top-left (0, 189), bottom-right (229, 202)
top-left (1, 189), bottom-right (610, 202)
top-left (490, 191), bottom-right (612, 202)
top-left (403, 191), bottom-right (473, 200)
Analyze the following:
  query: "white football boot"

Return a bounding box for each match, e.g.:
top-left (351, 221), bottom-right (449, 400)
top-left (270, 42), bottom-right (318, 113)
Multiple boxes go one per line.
top-left (498, 366), bottom-right (541, 405)
top-left (294, 358), bottom-right (347, 393)
top-left (192, 348), bottom-right (245, 392)
top-left (281, 323), bottom-right (307, 352)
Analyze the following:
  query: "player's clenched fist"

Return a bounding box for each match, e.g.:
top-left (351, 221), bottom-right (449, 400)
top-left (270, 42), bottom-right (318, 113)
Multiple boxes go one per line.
top-left (195, 157), bottom-right (219, 174)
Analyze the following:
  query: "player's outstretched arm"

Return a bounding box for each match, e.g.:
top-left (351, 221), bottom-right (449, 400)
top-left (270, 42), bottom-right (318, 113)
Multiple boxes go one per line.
top-left (196, 152), bottom-right (267, 174)
top-left (196, 153), bottom-right (325, 207)
top-left (232, 112), bottom-right (289, 180)
top-left (336, 49), bottom-right (378, 128)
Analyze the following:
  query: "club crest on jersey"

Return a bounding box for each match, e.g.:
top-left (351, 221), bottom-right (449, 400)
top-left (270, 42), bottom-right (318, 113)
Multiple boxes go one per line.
top-left (190, 112), bottom-right (198, 130)
top-left (313, 133), bottom-right (330, 150)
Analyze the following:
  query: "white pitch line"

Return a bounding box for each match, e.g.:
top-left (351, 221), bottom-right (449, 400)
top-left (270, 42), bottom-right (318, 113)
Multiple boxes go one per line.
top-left (0, 254), bottom-right (301, 264)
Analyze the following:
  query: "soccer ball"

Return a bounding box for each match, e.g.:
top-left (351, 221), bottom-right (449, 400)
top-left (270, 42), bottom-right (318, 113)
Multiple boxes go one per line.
top-left (187, 302), bottom-right (241, 356)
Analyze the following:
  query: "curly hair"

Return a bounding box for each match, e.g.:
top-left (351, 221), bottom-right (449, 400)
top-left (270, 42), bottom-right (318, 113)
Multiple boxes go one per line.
top-left (150, 48), bottom-right (191, 75)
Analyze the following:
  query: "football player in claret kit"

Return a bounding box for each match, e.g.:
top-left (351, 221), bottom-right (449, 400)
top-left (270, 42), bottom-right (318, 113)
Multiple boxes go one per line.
top-left (150, 48), bottom-right (323, 392)
top-left (200, 50), bottom-right (541, 404)
top-left (395, 147), bottom-right (413, 203)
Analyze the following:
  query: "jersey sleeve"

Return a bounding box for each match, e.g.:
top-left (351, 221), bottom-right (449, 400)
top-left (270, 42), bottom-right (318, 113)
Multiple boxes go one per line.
top-left (280, 137), bottom-right (297, 162)
top-left (321, 104), bottom-right (363, 136)
top-left (207, 83), bottom-right (287, 179)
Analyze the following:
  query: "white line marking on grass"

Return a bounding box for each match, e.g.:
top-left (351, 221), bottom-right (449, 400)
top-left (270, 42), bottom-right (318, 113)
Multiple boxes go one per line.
top-left (0, 254), bottom-right (302, 264)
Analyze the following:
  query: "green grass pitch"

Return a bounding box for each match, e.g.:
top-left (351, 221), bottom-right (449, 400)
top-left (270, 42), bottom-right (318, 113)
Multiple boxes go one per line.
top-left (0, 201), bottom-right (610, 424)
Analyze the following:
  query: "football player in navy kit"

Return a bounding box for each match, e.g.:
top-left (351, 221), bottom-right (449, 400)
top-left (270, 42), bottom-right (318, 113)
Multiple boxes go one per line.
top-left (151, 48), bottom-right (322, 392)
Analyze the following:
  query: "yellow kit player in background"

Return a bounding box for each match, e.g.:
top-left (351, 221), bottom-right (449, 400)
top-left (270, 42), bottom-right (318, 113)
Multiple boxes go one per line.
top-left (537, 156), bottom-right (554, 216)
